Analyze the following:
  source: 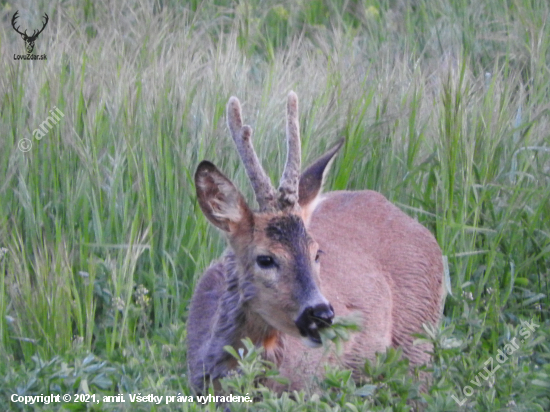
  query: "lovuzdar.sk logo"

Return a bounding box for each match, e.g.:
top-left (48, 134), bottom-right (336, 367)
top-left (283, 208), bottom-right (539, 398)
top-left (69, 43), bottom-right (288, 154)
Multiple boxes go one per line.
top-left (12, 10), bottom-right (48, 60)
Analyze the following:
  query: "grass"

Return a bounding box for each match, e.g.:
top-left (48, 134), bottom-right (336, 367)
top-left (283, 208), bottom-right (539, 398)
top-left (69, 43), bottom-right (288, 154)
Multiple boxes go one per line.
top-left (0, 0), bottom-right (549, 410)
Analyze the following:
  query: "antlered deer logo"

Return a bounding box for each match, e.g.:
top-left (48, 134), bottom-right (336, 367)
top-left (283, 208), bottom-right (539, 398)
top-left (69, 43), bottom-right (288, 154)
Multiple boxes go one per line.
top-left (11, 10), bottom-right (49, 54)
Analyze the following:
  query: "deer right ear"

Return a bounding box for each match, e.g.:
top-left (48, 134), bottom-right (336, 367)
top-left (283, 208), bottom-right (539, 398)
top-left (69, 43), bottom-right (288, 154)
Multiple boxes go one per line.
top-left (298, 139), bottom-right (344, 215)
top-left (195, 161), bottom-right (252, 233)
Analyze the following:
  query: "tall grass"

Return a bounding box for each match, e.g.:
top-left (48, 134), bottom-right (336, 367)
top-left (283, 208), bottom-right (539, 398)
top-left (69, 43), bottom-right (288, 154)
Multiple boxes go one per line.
top-left (0, 0), bottom-right (548, 410)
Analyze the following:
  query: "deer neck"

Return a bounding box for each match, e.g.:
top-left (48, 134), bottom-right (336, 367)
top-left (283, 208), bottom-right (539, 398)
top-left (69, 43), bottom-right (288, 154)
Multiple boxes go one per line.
top-left (241, 308), bottom-right (283, 365)
top-left (241, 306), bottom-right (278, 346)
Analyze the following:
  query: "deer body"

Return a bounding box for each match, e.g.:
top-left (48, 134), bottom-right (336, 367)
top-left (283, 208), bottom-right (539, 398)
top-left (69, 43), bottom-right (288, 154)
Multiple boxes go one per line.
top-left (187, 93), bottom-right (444, 393)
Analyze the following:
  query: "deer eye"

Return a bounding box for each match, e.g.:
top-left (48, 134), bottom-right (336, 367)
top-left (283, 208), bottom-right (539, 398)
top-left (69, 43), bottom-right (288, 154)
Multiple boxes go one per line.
top-left (315, 250), bottom-right (324, 263)
top-left (256, 255), bottom-right (276, 269)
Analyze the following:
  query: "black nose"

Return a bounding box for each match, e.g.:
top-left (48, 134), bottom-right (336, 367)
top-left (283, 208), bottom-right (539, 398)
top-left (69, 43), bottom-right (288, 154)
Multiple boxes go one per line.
top-left (296, 302), bottom-right (334, 333)
top-left (311, 303), bottom-right (335, 326)
top-left (295, 303), bottom-right (335, 344)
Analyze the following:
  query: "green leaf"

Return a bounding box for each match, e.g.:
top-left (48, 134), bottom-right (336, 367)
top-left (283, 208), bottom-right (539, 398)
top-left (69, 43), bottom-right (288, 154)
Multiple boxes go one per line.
top-left (354, 384), bottom-right (377, 397)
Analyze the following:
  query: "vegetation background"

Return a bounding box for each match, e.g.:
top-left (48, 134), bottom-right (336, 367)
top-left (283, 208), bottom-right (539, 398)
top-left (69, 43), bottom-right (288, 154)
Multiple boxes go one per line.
top-left (0, 0), bottom-right (549, 410)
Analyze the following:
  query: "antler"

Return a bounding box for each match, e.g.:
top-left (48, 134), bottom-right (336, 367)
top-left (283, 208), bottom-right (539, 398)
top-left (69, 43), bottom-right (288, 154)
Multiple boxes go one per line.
top-left (30, 13), bottom-right (49, 41)
top-left (278, 91), bottom-right (301, 211)
top-left (11, 11), bottom-right (25, 37)
top-left (11, 11), bottom-right (48, 41)
top-left (227, 97), bottom-right (278, 212)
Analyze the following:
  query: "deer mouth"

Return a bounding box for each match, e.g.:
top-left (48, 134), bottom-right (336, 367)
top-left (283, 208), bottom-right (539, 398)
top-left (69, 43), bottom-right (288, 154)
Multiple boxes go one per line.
top-left (295, 303), bottom-right (334, 348)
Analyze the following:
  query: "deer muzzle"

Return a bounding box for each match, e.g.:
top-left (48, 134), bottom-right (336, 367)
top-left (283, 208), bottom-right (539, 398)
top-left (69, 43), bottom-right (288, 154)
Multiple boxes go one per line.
top-left (295, 302), bottom-right (335, 348)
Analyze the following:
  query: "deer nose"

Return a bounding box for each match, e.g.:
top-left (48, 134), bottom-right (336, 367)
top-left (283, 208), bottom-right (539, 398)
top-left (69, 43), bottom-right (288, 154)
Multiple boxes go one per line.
top-left (311, 303), bottom-right (334, 327)
top-left (295, 302), bottom-right (334, 334)
top-left (295, 302), bottom-right (335, 347)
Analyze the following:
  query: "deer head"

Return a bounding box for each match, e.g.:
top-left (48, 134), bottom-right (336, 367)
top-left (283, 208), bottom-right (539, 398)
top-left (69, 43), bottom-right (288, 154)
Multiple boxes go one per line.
top-left (195, 92), bottom-right (342, 347)
top-left (12, 10), bottom-right (49, 54)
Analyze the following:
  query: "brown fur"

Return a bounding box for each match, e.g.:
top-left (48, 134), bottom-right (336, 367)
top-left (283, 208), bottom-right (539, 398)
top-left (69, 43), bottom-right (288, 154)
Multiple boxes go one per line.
top-left (186, 93), bottom-right (445, 394)
top-left (274, 190), bottom-right (444, 391)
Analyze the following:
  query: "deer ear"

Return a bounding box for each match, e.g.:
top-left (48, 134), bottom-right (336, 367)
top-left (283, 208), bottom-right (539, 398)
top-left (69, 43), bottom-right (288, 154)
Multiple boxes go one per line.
top-left (298, 139), bottom-right (344, 222)
top-left (195, 161), bottom-right (252, 233)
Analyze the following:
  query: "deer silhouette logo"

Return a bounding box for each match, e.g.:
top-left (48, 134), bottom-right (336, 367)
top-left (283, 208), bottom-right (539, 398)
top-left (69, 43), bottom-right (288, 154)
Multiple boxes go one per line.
top-left (11, 11), bottom-right (49, 55)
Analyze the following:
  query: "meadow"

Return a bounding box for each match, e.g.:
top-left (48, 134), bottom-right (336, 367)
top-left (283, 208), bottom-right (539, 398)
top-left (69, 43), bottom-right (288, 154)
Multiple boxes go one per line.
top-left (0, 0), bottom-right (549, 410)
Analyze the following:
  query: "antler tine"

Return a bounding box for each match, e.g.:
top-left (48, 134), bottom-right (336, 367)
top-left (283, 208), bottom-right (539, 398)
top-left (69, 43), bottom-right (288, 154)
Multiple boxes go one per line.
top-left (11, 11), bottom-right (25, 36)
top-left (278, 91), bottom-right (301, 211)
top-left (227, 97), bottom-right (278, 212)
top-left (227, 96), bottom-right (242, 134)
top-left (35, 13), bottom-right (49, 37)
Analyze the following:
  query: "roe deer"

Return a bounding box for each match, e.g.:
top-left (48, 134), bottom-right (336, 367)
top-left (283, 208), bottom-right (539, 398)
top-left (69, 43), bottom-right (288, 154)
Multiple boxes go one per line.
top-left (187, 91), bottom-right (445, 393)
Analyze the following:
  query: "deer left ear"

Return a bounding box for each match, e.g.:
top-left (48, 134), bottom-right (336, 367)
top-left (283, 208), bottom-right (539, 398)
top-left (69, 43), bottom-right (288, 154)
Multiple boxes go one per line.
top-left (195, 161), bottom-right (252, 233)
top-left (298, 139), bottom-right (344, 223)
